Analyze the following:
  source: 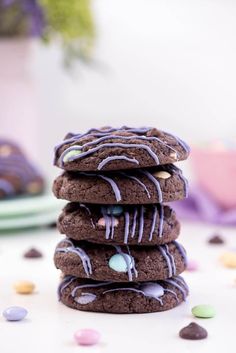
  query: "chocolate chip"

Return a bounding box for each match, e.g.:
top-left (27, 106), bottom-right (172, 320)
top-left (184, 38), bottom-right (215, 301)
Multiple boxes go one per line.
top-left (23, 248), bottom-right (43, 259)
top-left (179, 322), bottom-right (208, 340)
top-left (208, 234), bottom-right (224, 244)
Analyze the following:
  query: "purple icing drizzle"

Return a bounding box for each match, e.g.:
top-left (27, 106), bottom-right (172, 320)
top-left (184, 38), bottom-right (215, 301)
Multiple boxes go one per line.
top-left (124, 211), bottom-right (130, 244)
top-left (164, 244), bottom-right (176, 275)
top-left (173, 241), bottom-right (187, 266)
top-left (138, 206), bottom-right (145, 243)
top-left (101, 207), bottom-right (112, 239)
top-left (102, 287), bottom-right (163, 305)
top-left (174, 276), bottom-right (189, 293)
top-left (114, 245), bottom-right (138, 281)
top-left (55, 239), bottom-right (92, 277)
top-left (165, 164), bottom-right (188, 197)
top-left (80, 172), bottom-right (121, 202)
top-left (164, 131), bottom-right (190, 154)
top-left (159, 244), bottom-right (175, 277)
top-left (98, 175), bottom-right (121, 202)
top-left (79, 204), bottom-right (95, 229)
top-left (59, 275), bottom-right (188, 305)
top-left (110, 215), bottom-right (115, 239)
top-left (119, 172), bottom-right (151, 199)
top-left (139, 170), bottom-right (163, 203)
top-left (98, 155), bottom-right (139, 170)
top-left (131, 207), bottom-right (138, 238)
top-left (55, 126), bottom-right (190, 170)
top-left (98, 204), bottom-right (166, 244)
top-left (57, 275), bottom-right (77, 300)
top-left (149, 205), bottom-right (157, 241)
top-left (59, 142), bottom-right (160, 167)
top-left (158, 204), bottom-right (164, 237)
top-left (164, 278), bottom-right (188, 300)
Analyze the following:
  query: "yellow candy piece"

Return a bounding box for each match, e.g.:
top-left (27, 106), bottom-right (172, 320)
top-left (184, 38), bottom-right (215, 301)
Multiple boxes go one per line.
top-left (220, 252), bottom-right (236, 268)
top-left (14, 280), bottom-right (35, 294)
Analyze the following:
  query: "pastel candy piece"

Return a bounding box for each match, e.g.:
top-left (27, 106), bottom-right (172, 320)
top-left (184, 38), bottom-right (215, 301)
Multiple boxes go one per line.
top-left (0, 145), bottom-right (12, 157)
top-left (14, 280), bottom-right (35, 294)
top-left (192, 304), bottom-right (216, 318)
top-left (220, 251), bottom-right (236, 268)
top-left (97, 217), bottom-right (119, 227)
top-left (3, 306), bottom-right (28, 321)
top-left (106, 205), bottom-right (123, 216)
top-left (154, 171), bottom-right (171, 179)
top-left (76, 293), bottom-right (96, 305)
top-left (74, 328), bottom-right (101, 346)
top-left (140, 283), bottom-right (164, 298)
top-left (186, 259), bottom-right (198, 271)
top-left (109, 253), bottom-right (133, 272)
top-left (63, 149), bottom-right (82, 163)
top-left (26, 181), bottom-right (42, 194)
top-left (170, 151), bottom-right (178, 160)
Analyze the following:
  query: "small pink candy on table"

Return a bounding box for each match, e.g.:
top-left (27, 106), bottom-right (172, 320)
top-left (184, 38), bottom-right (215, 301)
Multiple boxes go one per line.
top-left (74, 328), bottom-right (101, 346)
top-left (186, 259), bottom-right (198, 272)
top-left (191, 146), bottom-right (236, 209)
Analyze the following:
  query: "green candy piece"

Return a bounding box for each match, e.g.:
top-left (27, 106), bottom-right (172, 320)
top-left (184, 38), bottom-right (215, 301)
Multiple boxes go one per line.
top-left (192, 305), bottom-right (216, 318)
top-left (109, 254), bottom-right (132, 272)
top-left (63, 150), bottom-right (81, 163)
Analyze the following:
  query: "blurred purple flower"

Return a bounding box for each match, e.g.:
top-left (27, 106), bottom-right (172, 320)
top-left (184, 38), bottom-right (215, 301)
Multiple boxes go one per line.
top-left (1, 0), bottom-right (45, 36)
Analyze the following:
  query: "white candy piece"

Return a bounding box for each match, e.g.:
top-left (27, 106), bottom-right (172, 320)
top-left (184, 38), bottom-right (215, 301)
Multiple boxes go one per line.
top-left (170, 151), bottom-right (178, 160)
top-left (154, 171), bottom-right (171, 179)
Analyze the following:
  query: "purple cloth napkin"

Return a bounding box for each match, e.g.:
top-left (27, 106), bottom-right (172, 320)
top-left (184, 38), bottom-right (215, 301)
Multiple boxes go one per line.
top-left (172, 185), bottom-right (236, 225)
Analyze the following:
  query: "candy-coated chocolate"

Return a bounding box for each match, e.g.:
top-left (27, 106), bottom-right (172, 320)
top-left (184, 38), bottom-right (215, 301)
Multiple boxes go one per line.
top-left (74, 328), bottom-right (100, 346)
top-left (3, 306), bottom-right (28, 321)
top-left (192, 304), bottom-right (216, 318)
top-left (14, 280), bottom-right (35, 294)
top-left (108, 253), bottom-right (133, 272)
top-left (97, 217), bottom-right (119, 227)
top-left (186, 259), bottom-right (198, 272)
top-left (220, 252), bottom-right (236, 268)
top-left (106, 205), bottom-right (124, 216)
top-left (63, 149), bottom-right (82, 163)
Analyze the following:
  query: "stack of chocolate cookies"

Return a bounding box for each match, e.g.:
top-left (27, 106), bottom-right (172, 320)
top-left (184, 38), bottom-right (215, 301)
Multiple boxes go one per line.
top-left (53, 126), bottom-right (190, 314)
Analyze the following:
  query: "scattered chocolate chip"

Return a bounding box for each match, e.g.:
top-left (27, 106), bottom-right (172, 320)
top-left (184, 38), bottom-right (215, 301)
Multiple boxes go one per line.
top-left (179, 322), bottom-right (208, 340)
top-left (208, 234), bottom-right (224, 244)
top-left (23, 248), bottom-right (43, 259)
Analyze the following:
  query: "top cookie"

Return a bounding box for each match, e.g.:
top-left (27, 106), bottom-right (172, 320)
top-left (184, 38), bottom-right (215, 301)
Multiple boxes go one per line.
top-left (54, 126), bottom-right (190, 172)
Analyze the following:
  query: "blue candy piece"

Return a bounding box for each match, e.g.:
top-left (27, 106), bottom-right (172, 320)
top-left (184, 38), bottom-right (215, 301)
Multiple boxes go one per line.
top-left (109, 254), bottom-right (132, 272)
top-left (106, 206), bottom-right (123, 216)
top-left (63, 149), bottom-right (81, 163)
top-left (3, 306), bottom-right (28, 321)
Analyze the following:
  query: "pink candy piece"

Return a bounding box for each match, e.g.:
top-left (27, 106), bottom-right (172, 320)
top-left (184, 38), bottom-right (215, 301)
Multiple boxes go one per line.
top-left (97, 217), bottom-right (119, 227)
top-left (74, 328), bottom-right (100, 346)
top-left (186, 259), bottom-right (198, 272)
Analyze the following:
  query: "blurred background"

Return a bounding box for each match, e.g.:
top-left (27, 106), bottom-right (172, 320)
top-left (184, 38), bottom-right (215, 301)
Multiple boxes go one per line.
top-left (1, 0), bottom-right (236, 227)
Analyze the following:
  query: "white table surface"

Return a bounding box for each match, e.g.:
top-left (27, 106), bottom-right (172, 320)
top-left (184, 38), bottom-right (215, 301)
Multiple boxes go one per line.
top-left (0, 221), bottom-right (235, 353)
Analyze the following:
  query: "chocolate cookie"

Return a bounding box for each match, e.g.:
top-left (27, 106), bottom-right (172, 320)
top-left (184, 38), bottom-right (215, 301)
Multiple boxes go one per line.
top-left (53, 164), bottom-right (188, 204)
top-left (58, 203), bottom-right (180, 246)
top-left (54, 239), bottom-right (187, 282)
top-left (58, 275), bottom-right (189, 313)
top-left (54, 126), bottom-right (190, 172)
top-left (0, 139), bottom-right (44, 199)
